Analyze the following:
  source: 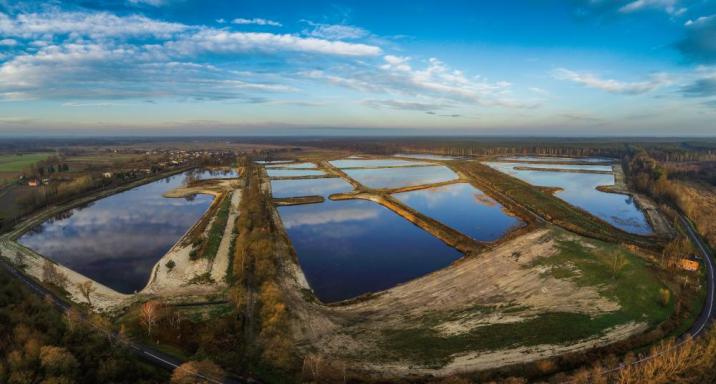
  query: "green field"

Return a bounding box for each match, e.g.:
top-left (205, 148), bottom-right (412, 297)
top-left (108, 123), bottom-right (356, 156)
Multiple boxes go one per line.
top-left (0, 152), bottom-right (53, 172)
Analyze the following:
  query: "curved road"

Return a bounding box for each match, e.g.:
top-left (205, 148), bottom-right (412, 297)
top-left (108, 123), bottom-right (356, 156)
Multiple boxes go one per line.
top-left (681, 215), bottom-right (715, 337)
top-left (0, 257), bottom-right (255, 384)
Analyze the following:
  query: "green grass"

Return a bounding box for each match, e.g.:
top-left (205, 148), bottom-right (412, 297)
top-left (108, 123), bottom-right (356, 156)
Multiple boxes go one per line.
top-left (0, 152), bottom-right (53, 173)
top-left (200, 195), bottom-right (231, 261)
top-left (375, 232), bottom-right (673, 367)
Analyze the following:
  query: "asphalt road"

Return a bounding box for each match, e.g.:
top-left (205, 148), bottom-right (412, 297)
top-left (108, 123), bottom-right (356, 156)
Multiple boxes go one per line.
top-left (681, 215), bottom-right (715, 337)
top-left (0, 257), bottom-right (254, 384)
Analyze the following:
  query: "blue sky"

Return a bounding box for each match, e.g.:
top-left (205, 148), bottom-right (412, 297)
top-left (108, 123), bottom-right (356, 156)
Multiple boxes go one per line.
top-left (0, 0), bottom-right (715, 136)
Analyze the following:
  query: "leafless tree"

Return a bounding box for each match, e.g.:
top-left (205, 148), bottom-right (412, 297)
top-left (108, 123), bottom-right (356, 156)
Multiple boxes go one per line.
top-left (77, 281), bottom-right (96, 306)
top-left (140, 300), bottom-right (163, 336)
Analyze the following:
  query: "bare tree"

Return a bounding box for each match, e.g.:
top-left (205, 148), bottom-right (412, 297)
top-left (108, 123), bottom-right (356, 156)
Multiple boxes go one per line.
top-left (42, 259), bottom-right (68, 288)
top-left (170, 360), bottom-right (225, 384)
top-left (140, 300), bottom-right (163, 336)
top-left (77, 281), bottom-right (96, 306)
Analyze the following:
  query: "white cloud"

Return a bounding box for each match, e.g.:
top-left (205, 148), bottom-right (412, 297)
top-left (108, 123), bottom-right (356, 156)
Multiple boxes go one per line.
top-left (552, 68), bottom-right (671, 94)
top-left (232, 18), bottom-right (282, 27)
top-left (305, 55), bottom-right (530, 108)
top-left (0, 38), bottom-right (17, 46)
top-left (167, 29), bottom-right (381, 57)
top-left (685, 14), bottom-right (715, 26)
top-left (618, 0), bottom-right (683, 14)
top-left (304, 22), bottom-right (368, 40)
top-left (127, 0), bottom-right (168, 6)
top-left (0, 10), bottom-right (188, 39)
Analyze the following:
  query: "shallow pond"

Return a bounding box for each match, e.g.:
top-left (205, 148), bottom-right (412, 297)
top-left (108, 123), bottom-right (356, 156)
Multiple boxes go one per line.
top-left (266, 168), bottom-right (326, 178)
top-left (501, 156), bottom-right (613, 163)
top-left (505, 163), bottom-right (613, 172)
top-left (395, 153), bottom-right (458, 160)
top-left (485, 162), bottom-right (652, 234)
top-left (271, 178), bottom-right (353, 198)
top-left (329, 158), bottom-right (429, 168)
top-left (18, 172), bottom-right (213, 294)
top-left (278, 199), bottom-right (462, 302)
top-left (188, 168), bottom-right (239, 180)
top-left (394, 183), bottom-right (524, 241)
top-left (266, 162), bottom-right (317, 169)
top-left (343, 166), bottom-right (458, 189)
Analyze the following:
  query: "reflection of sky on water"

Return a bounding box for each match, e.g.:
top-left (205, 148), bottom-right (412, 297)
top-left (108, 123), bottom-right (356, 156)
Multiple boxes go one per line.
top-left (330, 158), bottom-right (429, 168)
top-left (344, 166), bottom-right (458, 189)
top-left (395, 183), bottom-right (523, 241)
top-left (278, 199), bottom-right (462, 302)
top-left (271, 178), bottom-right (353, 198)
top-left (485, 162), bottom-right (652, 235)
top-left (266, 168), bottom-right (326, 177)
top-left (502, 156), bottom-right (613, 163)
top-left (509, 163), bottom-right (613, 172)
top-left (265, 162), bottom-right (317, 169)
top-left (189, 168), bottom-right (239, 179)
top-left (18, 172), bottom-right (212, 293)
top-left (394, 153), bottom-right (458, 160)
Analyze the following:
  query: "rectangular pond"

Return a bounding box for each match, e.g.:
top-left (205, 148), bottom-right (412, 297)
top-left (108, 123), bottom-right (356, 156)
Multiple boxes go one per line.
top-left (395, 153), bottom-right (458, 160)
top-left (266, 162), bottom-right (317, 169)
top-left (271, 178), bottom-right (353, 198)
top-left (343, 166), bottom-right (458, 189)
top-left (17, 171), bottom-right (214, 294)
top-left (330, 158), bottom-right (430, 168)
top-left (266, 168), bottom-right (326, 178)
top-left (501, 156), bottom-right (613, 163)
top-left (394, 183), bottom-right (524, 242)
top-left (506, 163), bottom-right (613, 172)
top-left (278, 199), bottom-right (462, 302)
top-left (485, 162), bottom-right (652, 235)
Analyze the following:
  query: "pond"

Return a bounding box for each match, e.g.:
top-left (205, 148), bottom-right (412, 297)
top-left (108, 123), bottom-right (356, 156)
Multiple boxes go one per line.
top-left (329, 158), bottom-right (429, 168)
top-left (266, 168), bottom-right (326, 178)
top-left (484, 162), bottom-right (652, 234)
top-left (504, 163), bottom-right (613, 172)
top-left (18, 171), bottom-right (214, 294)
top-left (271, 178), bottom-right (353, 198)
top-left (501, 156), bottom-right (613, 163)
top-left (187, 168), bottom-right (239, 180)
top-left (278, 199), bottom-right (462, 302)
top-left (343, 166), bottom-right (458, 189)
top-left (394, 153), bottom-right (458, 160)
top-left (266, 162), bottom-right (317, 169)
top-left (394, 183), bottom-right (524, 241)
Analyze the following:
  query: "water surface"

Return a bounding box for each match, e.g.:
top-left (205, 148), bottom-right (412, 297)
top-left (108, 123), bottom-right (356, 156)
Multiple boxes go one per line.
top-left (394, 183), bottom-right (523, 241)
top-left (267, 168), bottom-right (326, 177)
top-left (266, 162), bottom-right (317, 169)
top-left (278, 199), bottom-right (462, 302)
top-left (271, 178), bottom-right (353, 198)
top-left (485, 162), bottom-right (651, 234)
top-left (502, 156), bottom-right (613, 163)
top-left (330, 158), bottom-right (429, 168)
top-left (395, 153), bottom-right (458, 160)
top-left (344, 166), bottom-right (458, 189)
top-left (504, 163), bottom-right (613, 172)
top-left (188, 168), bottom-right (239, 180)
top-left (18, 172), bottom-right (213, 293)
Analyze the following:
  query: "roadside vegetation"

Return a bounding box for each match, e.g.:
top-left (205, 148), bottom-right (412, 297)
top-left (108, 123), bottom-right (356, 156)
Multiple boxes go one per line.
top-left (190, 194), bottom-right (231, 261)
top-left (0, 267), bottom-right (167, 383)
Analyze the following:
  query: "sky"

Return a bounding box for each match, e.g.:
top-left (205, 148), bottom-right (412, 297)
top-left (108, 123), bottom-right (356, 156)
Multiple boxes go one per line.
top-left (0, 0), bottom-right (715, 136)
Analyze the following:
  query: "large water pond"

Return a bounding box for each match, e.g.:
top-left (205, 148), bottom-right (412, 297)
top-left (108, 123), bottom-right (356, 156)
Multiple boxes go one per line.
top-left (394, 183), bottom-right (523, 241)
top-left (485, 162), bottom-right (652, 234)
top-left (395, 153), bottom-right (458, 160)
top-left (505, 163), bottom-right (613, 172)
top-left (330, 158), bottom-right (429, 168)
top-left (266, 168), bottom-right (326, 178)
top-left (271, 178), bottom-right (353, 198)
top-left (266, 162), bottom-right (317, 169)
top-left (343, 166), bottom-right (458, 189)
top-left (278, 199), bottom-right (462, 302)
top-left (187, 168), bottom-right (239, 180)
top-left (18, 171), bottom-right (214, 294)
top-left (502, 156), bottom-right (613, 163)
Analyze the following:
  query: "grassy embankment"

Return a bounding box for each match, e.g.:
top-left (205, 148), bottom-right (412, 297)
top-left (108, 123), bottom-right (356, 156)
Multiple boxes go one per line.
top-left (378, 231), bottom-right (673, 367)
